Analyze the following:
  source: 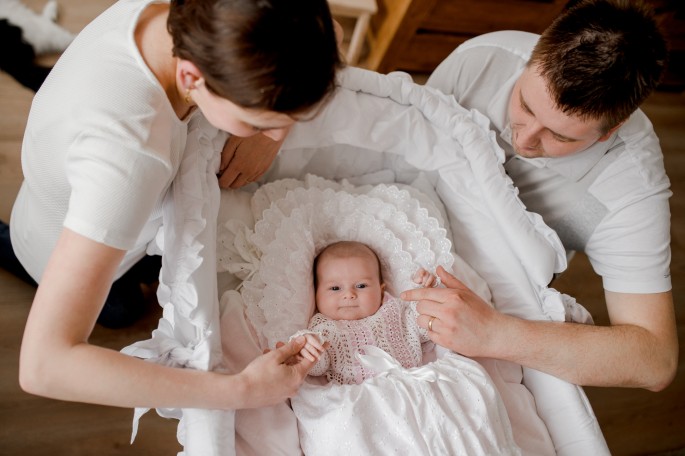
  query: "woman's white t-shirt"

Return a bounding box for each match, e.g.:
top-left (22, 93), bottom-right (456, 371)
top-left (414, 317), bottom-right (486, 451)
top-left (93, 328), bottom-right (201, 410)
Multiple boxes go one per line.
top-left (11, 0), bottom-right (190, 281)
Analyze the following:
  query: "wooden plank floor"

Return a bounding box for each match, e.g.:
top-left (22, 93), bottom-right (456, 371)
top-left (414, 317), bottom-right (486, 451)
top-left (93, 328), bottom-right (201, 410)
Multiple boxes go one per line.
top-left (553, 88), bottom-right (685, 455)
top-left (1, 1), bottom-right (683, 454)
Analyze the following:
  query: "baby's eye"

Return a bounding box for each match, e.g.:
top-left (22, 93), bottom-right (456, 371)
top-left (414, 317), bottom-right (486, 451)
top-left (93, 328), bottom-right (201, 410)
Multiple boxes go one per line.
top-left (356, 283), bottom-right (367, 289)
top-left (330, 286), bottom-right (340, 291)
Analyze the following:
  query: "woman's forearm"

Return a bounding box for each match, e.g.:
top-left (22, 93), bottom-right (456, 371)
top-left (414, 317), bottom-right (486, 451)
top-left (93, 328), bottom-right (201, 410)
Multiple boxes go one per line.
top-left (19, 341), bottom-right (246, 409)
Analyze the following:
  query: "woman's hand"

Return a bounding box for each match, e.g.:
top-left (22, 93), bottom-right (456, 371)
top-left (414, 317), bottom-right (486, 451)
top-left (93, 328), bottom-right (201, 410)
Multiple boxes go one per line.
top-left (217, 131), bottom-right (288, 189)
top-left (234, 336), bottom-right (315, 408)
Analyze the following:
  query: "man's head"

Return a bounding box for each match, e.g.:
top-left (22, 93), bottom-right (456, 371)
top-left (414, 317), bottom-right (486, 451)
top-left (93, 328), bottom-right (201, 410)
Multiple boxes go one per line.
top-left (508, 0), bottom-right (667, 158)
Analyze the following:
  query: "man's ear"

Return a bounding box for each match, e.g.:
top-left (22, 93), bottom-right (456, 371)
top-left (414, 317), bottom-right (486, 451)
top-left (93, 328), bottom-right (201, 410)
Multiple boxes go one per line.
top-left (176, 59), bottom-right (204, 90)
top-left (598, 120), bottom-right (625, 142)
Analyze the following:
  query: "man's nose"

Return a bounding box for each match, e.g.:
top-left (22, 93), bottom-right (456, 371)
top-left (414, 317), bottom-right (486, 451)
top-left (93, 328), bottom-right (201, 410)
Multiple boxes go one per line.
top-left (517, 121), bottom-right (543, 148)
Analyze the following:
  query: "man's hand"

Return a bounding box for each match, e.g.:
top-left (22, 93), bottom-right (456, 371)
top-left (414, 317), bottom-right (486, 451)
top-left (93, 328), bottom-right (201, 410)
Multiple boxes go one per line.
top-left (404, 267), bottom-right (678, 390)
top-left (402, 266), bottom-right (506, 357)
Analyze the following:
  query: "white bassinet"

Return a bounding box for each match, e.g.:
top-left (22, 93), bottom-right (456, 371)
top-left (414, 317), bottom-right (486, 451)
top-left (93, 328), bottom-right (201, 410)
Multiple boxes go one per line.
top-left (122, 67), bottom-right (609, 456)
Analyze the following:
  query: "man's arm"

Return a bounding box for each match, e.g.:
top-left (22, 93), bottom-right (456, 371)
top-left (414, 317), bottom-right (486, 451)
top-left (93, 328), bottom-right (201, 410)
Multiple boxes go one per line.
top-left (403, 267), bottom-right (678, 391)
top-left (499, 290), bottom-right (677, 391)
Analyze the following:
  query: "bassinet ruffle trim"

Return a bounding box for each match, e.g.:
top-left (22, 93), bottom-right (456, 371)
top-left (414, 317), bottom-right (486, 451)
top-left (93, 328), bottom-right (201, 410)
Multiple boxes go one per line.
top-left (121, 112), bottom-right (227, 443)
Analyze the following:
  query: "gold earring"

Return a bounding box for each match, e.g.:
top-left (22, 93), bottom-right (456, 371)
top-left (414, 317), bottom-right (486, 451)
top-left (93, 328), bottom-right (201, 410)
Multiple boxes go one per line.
top-left (184, 87), bottom-right (192, 104)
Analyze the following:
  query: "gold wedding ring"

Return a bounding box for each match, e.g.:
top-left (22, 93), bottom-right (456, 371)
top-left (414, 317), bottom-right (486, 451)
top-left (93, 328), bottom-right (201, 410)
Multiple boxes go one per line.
top-left (428, 316), bottom-right (436, 332)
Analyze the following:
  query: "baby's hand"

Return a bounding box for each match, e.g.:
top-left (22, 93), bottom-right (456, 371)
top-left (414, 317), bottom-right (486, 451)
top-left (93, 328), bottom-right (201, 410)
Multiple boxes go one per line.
top-left (412, 268), bottom-right (439, 288)
top-left (298, 333), bottom-right (326, 362)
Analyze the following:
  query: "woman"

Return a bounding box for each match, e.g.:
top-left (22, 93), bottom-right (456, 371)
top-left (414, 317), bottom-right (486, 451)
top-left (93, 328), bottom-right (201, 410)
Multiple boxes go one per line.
top-left (15, 0), bottom-right (342, 410)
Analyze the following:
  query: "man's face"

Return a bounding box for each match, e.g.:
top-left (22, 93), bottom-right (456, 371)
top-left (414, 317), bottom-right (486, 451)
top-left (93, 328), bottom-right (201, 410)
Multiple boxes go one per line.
top-left (507, 64), bottom-right (612, 159)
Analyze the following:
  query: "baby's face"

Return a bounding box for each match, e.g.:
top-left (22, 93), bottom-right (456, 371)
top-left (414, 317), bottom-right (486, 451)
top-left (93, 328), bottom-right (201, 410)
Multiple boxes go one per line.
top-left (315, 254), bottom-right (384, 320)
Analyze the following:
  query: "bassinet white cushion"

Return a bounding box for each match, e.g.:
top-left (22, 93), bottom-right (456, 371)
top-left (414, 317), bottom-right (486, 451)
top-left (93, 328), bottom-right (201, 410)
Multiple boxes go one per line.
top-left (218, 174), bottom-right (533, 452)
top-left (123, 66), bottom-right (608, 456)
top-left (219, 175), bottom-right (554, 455)
top-left (233, 179), bottom-right (456, 349)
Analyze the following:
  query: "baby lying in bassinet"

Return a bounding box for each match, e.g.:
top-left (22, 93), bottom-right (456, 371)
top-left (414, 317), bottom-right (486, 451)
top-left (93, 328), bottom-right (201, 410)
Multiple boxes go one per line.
top-left (290, 240), bottom-right (520, 454)
top-left (217, 174), bottom-right (554, 455)
top-left (295, 240), bottom-right (436, 383)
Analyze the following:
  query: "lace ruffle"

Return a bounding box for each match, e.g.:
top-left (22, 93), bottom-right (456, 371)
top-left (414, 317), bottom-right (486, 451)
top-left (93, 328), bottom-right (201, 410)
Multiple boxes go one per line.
top-left (229, 177), bottom-right (454, 348)
top-left (121, 112), bottom-right (227, 443)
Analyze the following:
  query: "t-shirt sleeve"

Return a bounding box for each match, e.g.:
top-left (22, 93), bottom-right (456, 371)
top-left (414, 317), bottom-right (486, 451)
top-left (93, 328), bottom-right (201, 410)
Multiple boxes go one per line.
top-left (64, 126), bottom-right (172, 250)
top-left (586, 118), bottom-right (672, 294)
top-left (587, 196), bottom-right (671, 293)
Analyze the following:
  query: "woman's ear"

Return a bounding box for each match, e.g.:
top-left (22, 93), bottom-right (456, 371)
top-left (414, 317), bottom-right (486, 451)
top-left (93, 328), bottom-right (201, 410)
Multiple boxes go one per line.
top-left (176, 59), bottom-right (203, 91)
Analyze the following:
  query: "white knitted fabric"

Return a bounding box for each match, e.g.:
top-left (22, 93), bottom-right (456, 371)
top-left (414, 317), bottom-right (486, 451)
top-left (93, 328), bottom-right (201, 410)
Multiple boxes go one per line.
top-left (307, 293), bottom-right (430, 385)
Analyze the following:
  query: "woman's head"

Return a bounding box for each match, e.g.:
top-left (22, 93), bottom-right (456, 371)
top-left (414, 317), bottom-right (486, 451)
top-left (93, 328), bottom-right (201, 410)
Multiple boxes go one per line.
top-left (314, 241), bottom-right (385, 321)
top-left (168, 0), bottom-right (342, 117)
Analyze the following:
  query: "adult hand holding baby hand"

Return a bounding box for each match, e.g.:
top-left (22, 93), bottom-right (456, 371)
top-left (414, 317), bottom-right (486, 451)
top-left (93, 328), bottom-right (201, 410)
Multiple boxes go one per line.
top-left (298, 333), bottom-right (327, 362)
top-left (235, 336), bottom-right (313, 408)
top-left (402, 266), bottom-right (510, 358)
top-left (412, 267), bottom-right (439, 288)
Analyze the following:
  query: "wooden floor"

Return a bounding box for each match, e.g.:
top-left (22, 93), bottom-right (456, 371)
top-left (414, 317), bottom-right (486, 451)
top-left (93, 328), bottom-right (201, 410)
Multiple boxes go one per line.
top-left (0, 1), bottom-right (683, 455)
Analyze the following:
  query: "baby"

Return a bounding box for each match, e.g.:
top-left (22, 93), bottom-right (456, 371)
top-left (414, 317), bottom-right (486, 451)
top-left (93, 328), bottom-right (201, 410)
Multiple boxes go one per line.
top-left (297, 240), bottom-right (436, 385)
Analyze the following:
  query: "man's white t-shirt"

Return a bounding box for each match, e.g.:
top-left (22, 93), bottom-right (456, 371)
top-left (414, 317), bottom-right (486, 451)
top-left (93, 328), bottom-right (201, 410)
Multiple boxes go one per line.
top-left (427, 31), bottom-right (672, 294)
top-left (11, 0), bottom-right (189, 281)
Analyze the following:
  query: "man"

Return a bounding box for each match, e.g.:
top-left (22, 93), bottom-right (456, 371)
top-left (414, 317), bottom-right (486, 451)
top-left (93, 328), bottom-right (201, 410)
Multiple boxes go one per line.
top-left (404, 0), bottom-right (677, 391)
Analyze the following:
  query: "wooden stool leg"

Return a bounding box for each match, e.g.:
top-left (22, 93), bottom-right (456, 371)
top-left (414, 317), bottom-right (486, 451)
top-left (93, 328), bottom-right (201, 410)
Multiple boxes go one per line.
top-left (346, 13), bottom-right (370, 65)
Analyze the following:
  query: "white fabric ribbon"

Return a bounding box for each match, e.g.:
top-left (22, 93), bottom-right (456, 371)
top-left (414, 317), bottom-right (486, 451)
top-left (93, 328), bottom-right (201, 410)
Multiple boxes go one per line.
top-left (122, 317), bottom-right (208, 442)
top-left (356, 345), bottom-right (453, 383)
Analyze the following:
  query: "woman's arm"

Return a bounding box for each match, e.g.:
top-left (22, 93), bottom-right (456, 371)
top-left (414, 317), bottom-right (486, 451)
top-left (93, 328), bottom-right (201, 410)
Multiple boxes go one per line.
top-left (218, 132), bottom-right (287, 189)
top-left (19, 228), bottom-right (313, 409)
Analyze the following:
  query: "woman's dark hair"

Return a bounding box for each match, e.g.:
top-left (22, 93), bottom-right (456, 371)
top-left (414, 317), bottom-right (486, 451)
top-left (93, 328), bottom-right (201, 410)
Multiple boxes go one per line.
top-left (530, 0), bottom-right (668, 133)
top-left (168, 0), bottom-right (343, 115)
